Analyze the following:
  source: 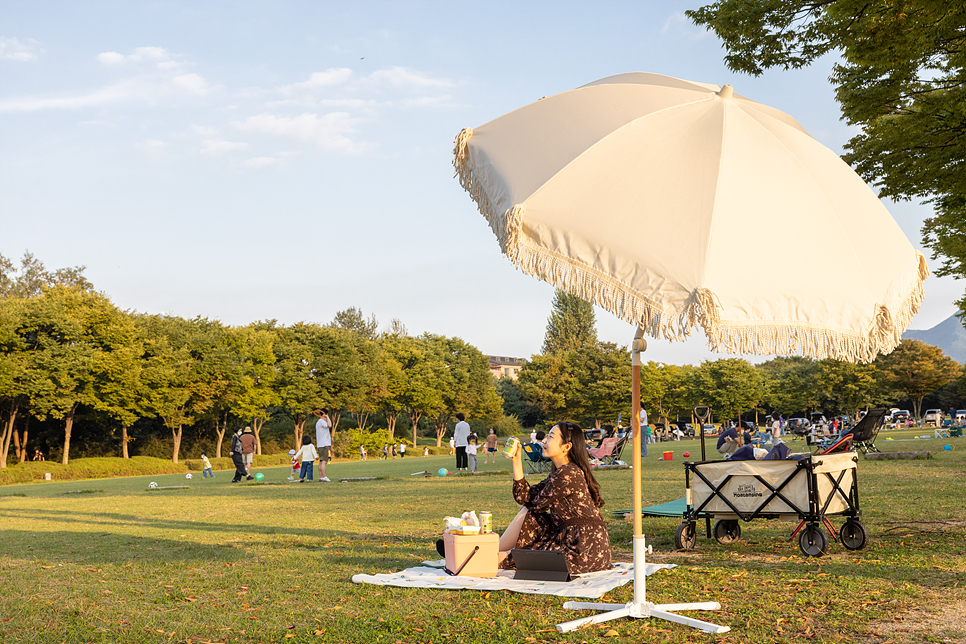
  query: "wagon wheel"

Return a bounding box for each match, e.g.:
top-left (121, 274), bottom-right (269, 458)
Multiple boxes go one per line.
top-left (674, 522), bottom-right (697, 550)
top-left (798, 524), bottom-right (827, 557)
top-left (712, 519), bottom-right (741, 545)
top-left (839, 519), bottom-right (869, 550)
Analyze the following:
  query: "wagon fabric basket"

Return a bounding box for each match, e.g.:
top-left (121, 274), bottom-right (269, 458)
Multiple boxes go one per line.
top-left (673, 452), bottom-right (868, 557)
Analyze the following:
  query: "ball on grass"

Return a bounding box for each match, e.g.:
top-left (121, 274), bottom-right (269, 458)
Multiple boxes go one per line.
top-left (255, 472), bottom-right (265, 481)
top-left (149, 482), bottom-right (158, 489)
top-left (683, 451), bottom-right (690, 458)
top-left (438, 468), bottom-right (449, 477)
top-left (185, 473), bottom-right (192, 479)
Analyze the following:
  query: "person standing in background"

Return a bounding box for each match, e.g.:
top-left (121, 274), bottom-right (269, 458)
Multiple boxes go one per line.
top-left (315, 409), bottom-right (332, 482)
top-left (638, 408), bottom-right (648, 458)
top-left (454, 412), bottom-right (471, 471)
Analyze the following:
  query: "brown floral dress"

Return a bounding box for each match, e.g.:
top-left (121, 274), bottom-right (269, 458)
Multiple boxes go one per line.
top-left (500, 462), bottom-right (612, 574)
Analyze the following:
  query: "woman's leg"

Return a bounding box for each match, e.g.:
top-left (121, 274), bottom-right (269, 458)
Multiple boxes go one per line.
top-left (499, 507), bottom-right (528, 552)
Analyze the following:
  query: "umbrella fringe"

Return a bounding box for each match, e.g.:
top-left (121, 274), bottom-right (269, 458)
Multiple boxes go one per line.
top-left (453, 127), bottom-right (514, 250)
top-left (512, 239), bottom-right (926, 364)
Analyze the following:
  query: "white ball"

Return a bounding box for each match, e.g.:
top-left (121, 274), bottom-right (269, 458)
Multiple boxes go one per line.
top-left (185, 473), bottom-right (193, 479)
top-left (149, 482), bottom-right (158, 489)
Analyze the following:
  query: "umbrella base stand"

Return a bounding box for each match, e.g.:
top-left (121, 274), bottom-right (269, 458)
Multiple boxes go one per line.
top-left (556, 536), bottom-right (729, 634)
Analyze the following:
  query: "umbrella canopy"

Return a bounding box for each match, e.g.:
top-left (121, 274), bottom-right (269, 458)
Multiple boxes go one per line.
top-left (454, 73), bottom-right (927, 363)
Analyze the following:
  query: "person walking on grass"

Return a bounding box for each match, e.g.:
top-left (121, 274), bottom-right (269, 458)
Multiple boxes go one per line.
top-left (467, 434), bottom-right (480, 473)
top-left (399, 442), bottom-right (406, 458)
top-left (240, 427), bottom-right (257, 475)
top-left (295, 435), bottom-right (318, 482)
top-left (484, 427), bottom-right (499, 464)
top-left (315, 408), bottom-right (332, 482)
top-left (230, 427), bottom-right (252, 483)
top-left (454, 412), bottom-right (471, 471)
top-left (201, 452), bottom-right (214, 478)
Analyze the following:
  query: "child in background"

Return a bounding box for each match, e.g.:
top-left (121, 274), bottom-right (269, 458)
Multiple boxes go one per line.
top-left (382, 444), bottom-right (389, 459)
top-left (295, 436), bottom-right (318, 482)
top-left (288, 449), bottom-right (299, 480)
top-left (466, 434), bottom-right (479, 473)
top-left (201, 452), bottom-right (214, 478)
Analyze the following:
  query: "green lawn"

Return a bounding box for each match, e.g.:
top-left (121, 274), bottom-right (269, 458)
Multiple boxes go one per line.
top-left (0, 435), bottom-right (963, 643)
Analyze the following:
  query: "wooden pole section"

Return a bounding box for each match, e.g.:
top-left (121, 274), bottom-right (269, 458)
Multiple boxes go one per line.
top-left (631, 329), bottom-right (646, 537)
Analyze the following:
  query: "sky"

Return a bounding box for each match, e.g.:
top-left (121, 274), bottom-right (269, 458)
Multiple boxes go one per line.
top-left (1, 1), bottom-right (961, 365)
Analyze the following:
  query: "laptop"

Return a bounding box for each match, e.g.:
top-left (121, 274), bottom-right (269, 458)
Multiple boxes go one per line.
top-left (510, 549), bottom-right (572, 582)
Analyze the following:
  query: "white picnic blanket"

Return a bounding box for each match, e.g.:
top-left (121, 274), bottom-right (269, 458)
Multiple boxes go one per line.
top-left (352, 561), bottom-right (674, 598)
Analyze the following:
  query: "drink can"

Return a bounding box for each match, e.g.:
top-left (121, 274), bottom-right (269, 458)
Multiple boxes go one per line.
top-left (503, 436), bottom-right (520, 458)
top-left (480, 512), bottom-right (492, 534)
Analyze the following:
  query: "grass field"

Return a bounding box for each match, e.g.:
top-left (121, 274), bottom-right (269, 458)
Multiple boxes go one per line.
top-left (0, 432), bottom-right (963, 643)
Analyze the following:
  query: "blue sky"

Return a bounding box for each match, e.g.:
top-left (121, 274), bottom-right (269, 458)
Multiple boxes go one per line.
top-left (1, 1), bottom-right (959, 365)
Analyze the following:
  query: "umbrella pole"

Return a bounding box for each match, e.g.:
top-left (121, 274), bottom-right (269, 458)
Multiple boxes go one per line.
top-left (557, 329), bottom-right (729, 635)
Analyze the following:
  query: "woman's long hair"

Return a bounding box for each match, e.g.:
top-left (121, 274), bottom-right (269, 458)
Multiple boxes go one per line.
top-left (554, 421), bottom-right (604, 508)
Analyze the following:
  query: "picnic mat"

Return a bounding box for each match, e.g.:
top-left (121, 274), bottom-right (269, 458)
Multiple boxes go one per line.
top-left (352, 561), bottom-right (674, 598)
top-left (610, 497), bottom-right (686, 518)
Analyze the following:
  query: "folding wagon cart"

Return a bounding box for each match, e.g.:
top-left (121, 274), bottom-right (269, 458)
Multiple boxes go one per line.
top-left (673, 451), bottom-right (868, 557)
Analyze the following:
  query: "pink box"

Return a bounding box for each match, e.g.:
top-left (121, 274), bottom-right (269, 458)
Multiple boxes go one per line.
top-left (444, 532), bottom-right (499, 577)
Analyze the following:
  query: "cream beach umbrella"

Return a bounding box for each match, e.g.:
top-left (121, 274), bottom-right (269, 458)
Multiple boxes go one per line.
top-left (454, 72), bottom-right (926, 364)
top-left (452, 72), bottom-right (926, 634)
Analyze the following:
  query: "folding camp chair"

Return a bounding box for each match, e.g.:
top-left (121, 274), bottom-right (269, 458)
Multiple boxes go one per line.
top-left (818, 408), bottom-right (886, 454)
top-left (522, 442), bottom-right (551, 474)
top-left (588, 437), bottom-right (618, 463)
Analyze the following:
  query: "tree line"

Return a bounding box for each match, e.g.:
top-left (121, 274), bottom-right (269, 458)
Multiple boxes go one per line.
top-left (0, 254), bottom-right (502, 467)
top-left (2, 254), bottom-right (962, 467)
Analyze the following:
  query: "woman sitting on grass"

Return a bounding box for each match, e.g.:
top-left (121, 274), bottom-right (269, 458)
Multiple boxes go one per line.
top-left (498, 421), bottom-right (612, 574)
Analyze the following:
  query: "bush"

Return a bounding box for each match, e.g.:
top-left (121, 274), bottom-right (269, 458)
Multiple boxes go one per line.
top-left (493, 414), bottom-right (523, 436)
top-left (333, 427), bottom-right (402, 460)
top-left (0, 456), bottom-right (189, 486)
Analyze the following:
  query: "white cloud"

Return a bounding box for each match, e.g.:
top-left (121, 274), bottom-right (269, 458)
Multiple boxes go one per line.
top-left (157, 61), bottom-right (182, 71)
top-left (192, 125), bottom-right (218, 136)
top-left (283, 68), bottom-right (353, 94)
top-left (366, 66), bottom-right (451, 89)
top-left (97, 51), bottom-right (126, 65)
top-left (96, 46), bottom-right (173, 65)
top-left (235, 112), bottom-right (363, 153)
top-left (200, 139), bottom-right (248, 155)
top-left (141, 139), bottom-right (168, 149)
top-left (0, 37), bottom-right (42, 62)
top-left (172, 73), bottom-right (210, 95)
top-left (244, 156), bottom-right (282, 168)
top-left (0, 82), bottom-right (137, 113)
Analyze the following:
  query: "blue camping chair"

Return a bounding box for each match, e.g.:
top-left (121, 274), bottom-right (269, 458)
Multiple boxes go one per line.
top-left (523, 442), bottom-right (552, 474)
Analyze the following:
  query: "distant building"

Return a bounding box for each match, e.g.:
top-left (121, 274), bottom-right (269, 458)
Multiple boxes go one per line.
top-left (488, 355), bottom-right (526, 379)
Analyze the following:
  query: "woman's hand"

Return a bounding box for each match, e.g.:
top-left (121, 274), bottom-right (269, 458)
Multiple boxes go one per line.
top-left (511, 444), bottom-right (524, 481)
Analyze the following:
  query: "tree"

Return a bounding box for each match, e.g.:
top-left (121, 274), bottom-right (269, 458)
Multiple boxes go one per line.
top-left (814, 359), bottom-right (882, 421)
top-left (572, 342), bottom-right (632, 428)
top-left (758, 357), bottom-right (822, 415)
top-left (688, 2), bottom-right (966, 309)
top-left (516, 352), bottom-right (580, 421)
top-left (274, 323), bottom-right (325, 450)
top-left (422, 334), bottom-right (502, 446)
top-left (20, 288), bottom-right (131, 464)
top-left (0, 298), bottom-right (30, 467)
top-left (495, 377), bottom-right (544, 428)
top-left (380, 335), bottom-right (443, 445)
top-left (230, 324), bottom-right (280, 457)
top-left (0, 251), bottom-right (93, 300)
top-left (875, 339), bottom-right (961, 420)
top-left (693, 358), bottom-right (766, 424)
top-left (331, 307), bottom-right (379, 341)
top-left (542, 290), bottom-right (597, 355)
top-left (137, 315), bottom-right (206, 464)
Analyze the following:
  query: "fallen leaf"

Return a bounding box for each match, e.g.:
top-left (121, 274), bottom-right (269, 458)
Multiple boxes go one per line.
top-left (604, 629), bottom-right (620, 637)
